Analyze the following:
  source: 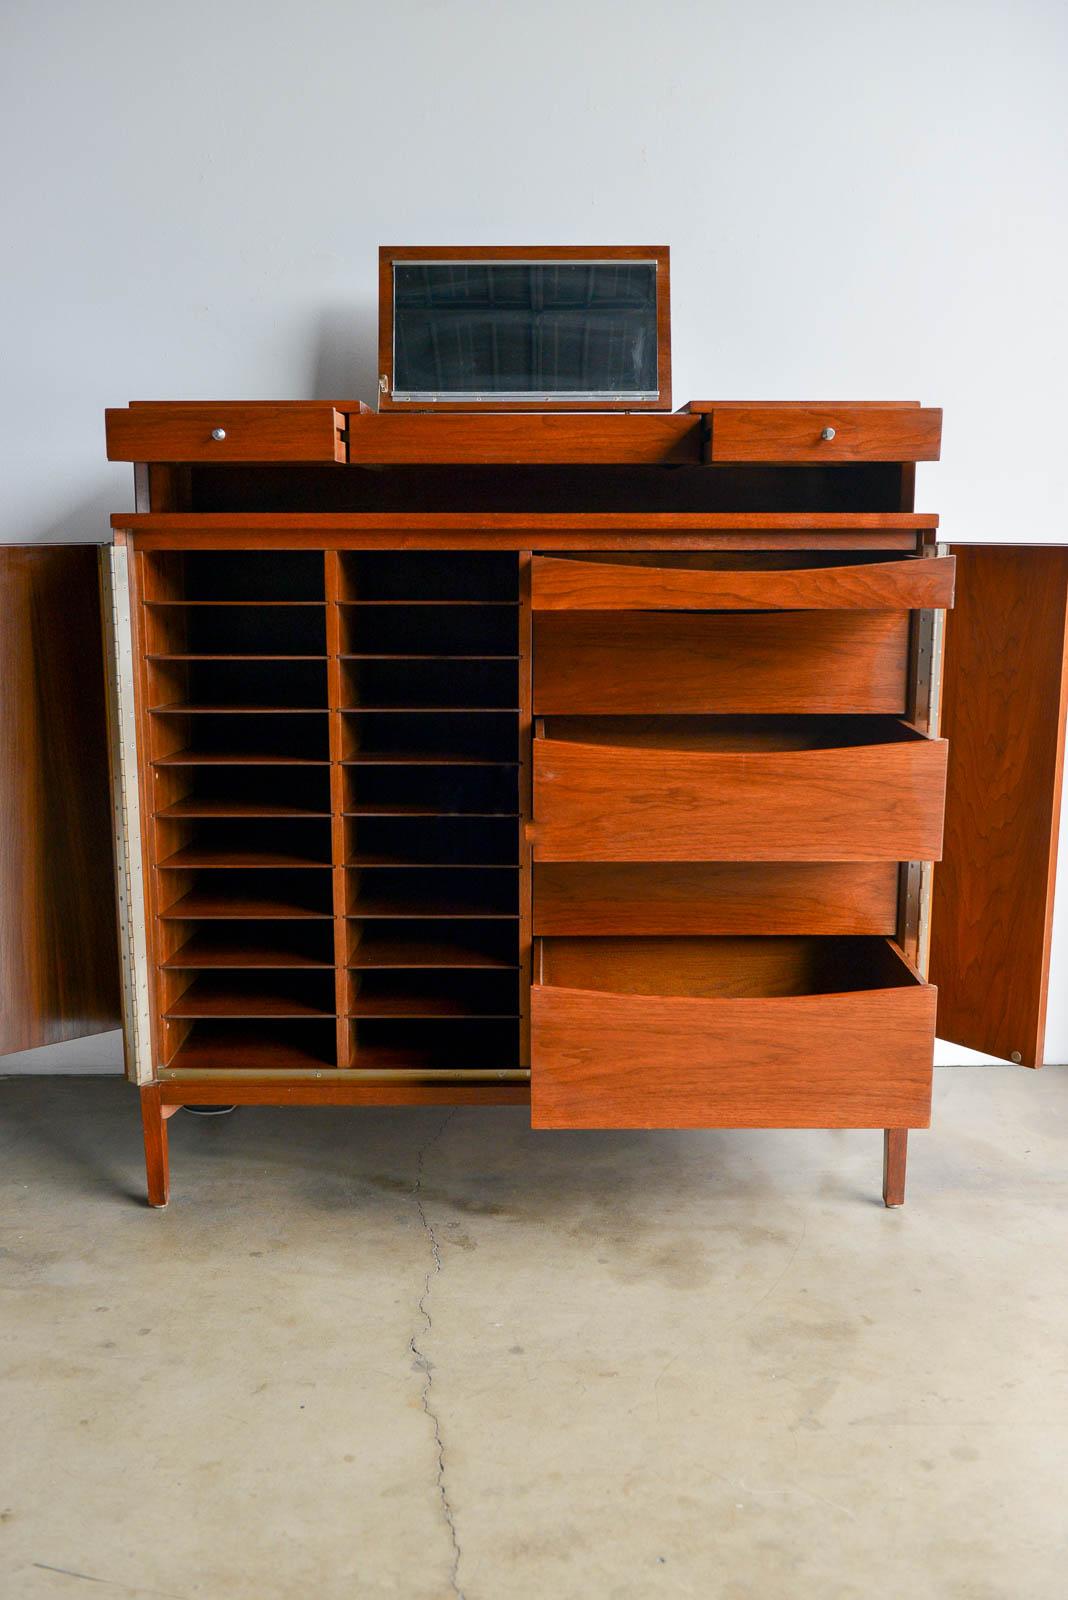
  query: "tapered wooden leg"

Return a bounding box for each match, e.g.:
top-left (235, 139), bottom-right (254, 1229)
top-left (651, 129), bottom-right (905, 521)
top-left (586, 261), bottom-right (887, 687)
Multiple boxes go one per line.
top-left (141, 1085), bottom-right (170, 1209)
top-left (882, 1129), bottom-right (908, 1207)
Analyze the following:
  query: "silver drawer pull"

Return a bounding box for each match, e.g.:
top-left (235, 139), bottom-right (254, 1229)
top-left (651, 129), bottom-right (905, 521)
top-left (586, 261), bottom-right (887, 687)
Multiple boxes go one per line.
top-left (820, 426), bottom-right (836, 441)
top-left (211, 427), bottom-right (227, 441)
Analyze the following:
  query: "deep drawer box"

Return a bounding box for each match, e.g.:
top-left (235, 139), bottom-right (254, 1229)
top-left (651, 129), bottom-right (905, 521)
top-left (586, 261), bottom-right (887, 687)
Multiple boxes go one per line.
top-left (531, 717), bottom-right (948, 862)
top-left (531, 936), bottom-right (936, 1129)
top-left (533, 861), bottom-right (900, 936)
top-left (534, 610), bottom-right (910, 715)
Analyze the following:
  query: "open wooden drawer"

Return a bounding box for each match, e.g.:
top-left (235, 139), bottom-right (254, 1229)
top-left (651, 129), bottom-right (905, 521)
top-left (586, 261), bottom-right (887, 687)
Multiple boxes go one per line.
top-left (531, 551), bottom-right (955, 611)
top-left (532, 716), bottom-right (948, 862)
top-left (531, 936), bottom-right (935, 1128)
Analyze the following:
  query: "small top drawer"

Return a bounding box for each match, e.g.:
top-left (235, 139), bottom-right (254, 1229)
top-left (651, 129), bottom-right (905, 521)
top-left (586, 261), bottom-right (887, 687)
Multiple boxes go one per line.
top-left (696, 404), bottom-right (942, 463)
top-left (105, 404), bottom-right (346, 463)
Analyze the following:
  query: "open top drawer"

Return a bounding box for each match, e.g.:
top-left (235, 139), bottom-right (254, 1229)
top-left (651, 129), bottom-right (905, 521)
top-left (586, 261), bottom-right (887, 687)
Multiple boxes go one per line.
top-left (532, 716), bottom-right (948, 862)
top-left (693, 404), bottom-right (943, 463)
top-left (105, 404), bottom-right (346, 463)
top-left (531, 935), bottom-right (935, 1128)
top-left (531, 551), bottom-right (955, 611)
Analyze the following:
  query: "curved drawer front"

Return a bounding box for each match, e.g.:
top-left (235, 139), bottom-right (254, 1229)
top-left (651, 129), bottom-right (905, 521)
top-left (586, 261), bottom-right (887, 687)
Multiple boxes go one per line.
top-left (531, 553), bottom-right (955, 611)
top-left (534, 610), bottom-right (910, 715)
top-left (531, 936), bottom-right (936, 1129)
top-left (532, 720), bottom-right (947, 862)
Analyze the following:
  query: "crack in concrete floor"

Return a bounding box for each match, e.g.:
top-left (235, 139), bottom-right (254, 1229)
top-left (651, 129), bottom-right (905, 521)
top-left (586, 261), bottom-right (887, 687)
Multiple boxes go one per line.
top-left (408, 1110), bottom-right (466, 1600)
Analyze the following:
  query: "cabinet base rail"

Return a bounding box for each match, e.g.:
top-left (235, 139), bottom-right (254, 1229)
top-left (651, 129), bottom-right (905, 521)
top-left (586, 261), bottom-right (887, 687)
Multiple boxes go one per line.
top-left (139, 1085), bottom-right (911, 1210)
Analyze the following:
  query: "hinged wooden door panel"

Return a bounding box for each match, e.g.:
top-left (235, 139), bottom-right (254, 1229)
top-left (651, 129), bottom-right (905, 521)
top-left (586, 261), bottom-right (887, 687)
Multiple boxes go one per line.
top-left (0, 546), bottom-right (121, 1054)
top-left (930, 546), bottom-right (1068, 1066)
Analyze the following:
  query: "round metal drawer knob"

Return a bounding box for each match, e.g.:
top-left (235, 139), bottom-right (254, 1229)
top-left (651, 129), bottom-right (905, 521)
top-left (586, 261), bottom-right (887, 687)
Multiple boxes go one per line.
top-left (211, 427), bottom-right (227, 441)
top-left (820, 426), bottom-right (836, 441)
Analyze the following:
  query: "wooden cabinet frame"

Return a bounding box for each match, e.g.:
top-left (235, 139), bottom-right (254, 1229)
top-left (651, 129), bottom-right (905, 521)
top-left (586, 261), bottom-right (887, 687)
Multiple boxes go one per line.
top-left (5, 401), bottom-right (1066, 1214)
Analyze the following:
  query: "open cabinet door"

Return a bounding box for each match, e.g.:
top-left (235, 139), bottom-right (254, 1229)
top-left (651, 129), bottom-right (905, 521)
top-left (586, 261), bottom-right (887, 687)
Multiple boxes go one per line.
top-left (930, 546), bottom-right (1068, 1066)
top-left (0, 545), bottom-right (121, 1054)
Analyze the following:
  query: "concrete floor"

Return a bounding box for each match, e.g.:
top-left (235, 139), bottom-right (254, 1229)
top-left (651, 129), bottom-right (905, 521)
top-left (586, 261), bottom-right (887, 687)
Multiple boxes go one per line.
top-left (1, 1070), bottom-right (1066, 1600)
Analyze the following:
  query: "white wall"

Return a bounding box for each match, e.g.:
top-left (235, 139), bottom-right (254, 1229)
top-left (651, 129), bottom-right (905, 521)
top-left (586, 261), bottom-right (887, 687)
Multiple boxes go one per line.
top-left (3, 0), bottom-right (1066, 1067)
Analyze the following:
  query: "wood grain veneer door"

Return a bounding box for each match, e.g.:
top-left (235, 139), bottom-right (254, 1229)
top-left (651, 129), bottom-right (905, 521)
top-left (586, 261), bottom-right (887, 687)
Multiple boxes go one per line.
top-left (0, 546), bottom-right (121, 1054)
top-left (930, 546), bottom-right (1068, 1066)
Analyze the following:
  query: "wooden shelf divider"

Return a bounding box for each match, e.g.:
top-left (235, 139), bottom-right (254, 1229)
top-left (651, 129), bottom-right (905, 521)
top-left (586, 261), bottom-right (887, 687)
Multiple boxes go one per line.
top-left (141, 548), bottom-right (526, 1081)
top-left (326, 551), bottom-right (353, 1066)
top-left (518, 551), bottom-right (533, 1070)
top-left (335, 551), bottom-right (524, 1073)
top-left (141, 551), bottom-right (341, 1074)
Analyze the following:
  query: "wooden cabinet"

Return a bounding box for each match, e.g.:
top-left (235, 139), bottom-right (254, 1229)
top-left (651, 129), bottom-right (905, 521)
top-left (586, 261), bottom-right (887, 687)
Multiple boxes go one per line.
top-left (3, 400), bottom-right (1067, 1211)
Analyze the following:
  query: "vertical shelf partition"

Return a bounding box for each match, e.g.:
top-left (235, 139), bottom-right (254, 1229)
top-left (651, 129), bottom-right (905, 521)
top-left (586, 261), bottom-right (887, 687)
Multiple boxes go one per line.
top-left (145, 550), bottom-right (337, 1075)
top-left (147, 548), bottom-right (527, 1087)
top-left (335, 552), bottom-right (525, 1082)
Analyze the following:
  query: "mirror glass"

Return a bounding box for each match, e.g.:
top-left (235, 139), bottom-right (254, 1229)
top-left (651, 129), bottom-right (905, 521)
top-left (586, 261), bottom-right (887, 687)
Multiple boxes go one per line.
top-left (392, 261), bottom-right (659, 400)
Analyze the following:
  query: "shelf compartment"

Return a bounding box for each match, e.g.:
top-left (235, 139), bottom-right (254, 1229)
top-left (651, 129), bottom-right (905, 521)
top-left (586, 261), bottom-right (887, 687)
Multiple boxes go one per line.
top-left (337, 552), bottom-right (518, 603)
top-left (532, 715), bottom-right (947, 863)
top-left (143, 603), bottom-right (327, 658)
top-left (349, 971), bottom-right (519, 1019)
top-left (164, 973), bottom-right (335, 1019)
top-left (159, 871), bottom-right (334, 919)
top-left (153, 771), bottom-right (329, 819)
top-left (161, 925), bottom-right (335, 968)
top-left (156, 819), bottom-right (332, 870)
top-left (165, 1021), bottom-right (337, 1073)
top-left (349, 1019), bottom-right (520, 1073)
top-left (143, 551), bottom-right (326, 603)
top-left (158, 847), bottom-right (330, 869)
top-left (147, 658), bottom-right (328, 712)
top-left (532, 935), bottom-right (935, 1129)
top-left (153, 766), bottom-right (332, 818)
top-left (150, 712), bottom-right (330, 765)
top-left (340, 658), bottom-right (518, 711)
top-left (147, 654), bottom-right (326, 662)
top-left (155, 752), bottom-right (329, 767)
top-left (346, 867), bottom-right (519, 919)
top-left (345, 816), bottom-right (519, 867)
top-left (340, 710), bottom-right (517, 764)
top-left (348, 921), bottom-right (519, 969)
top-left (338, 602), bottom-right (518, 657)
top-left (343, 764), bottom-right (518, 817)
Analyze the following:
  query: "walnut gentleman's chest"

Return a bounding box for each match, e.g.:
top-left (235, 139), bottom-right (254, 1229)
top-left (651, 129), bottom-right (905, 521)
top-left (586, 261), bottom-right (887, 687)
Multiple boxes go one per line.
top-left (3, 399), bottom-right (1066, 1208)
